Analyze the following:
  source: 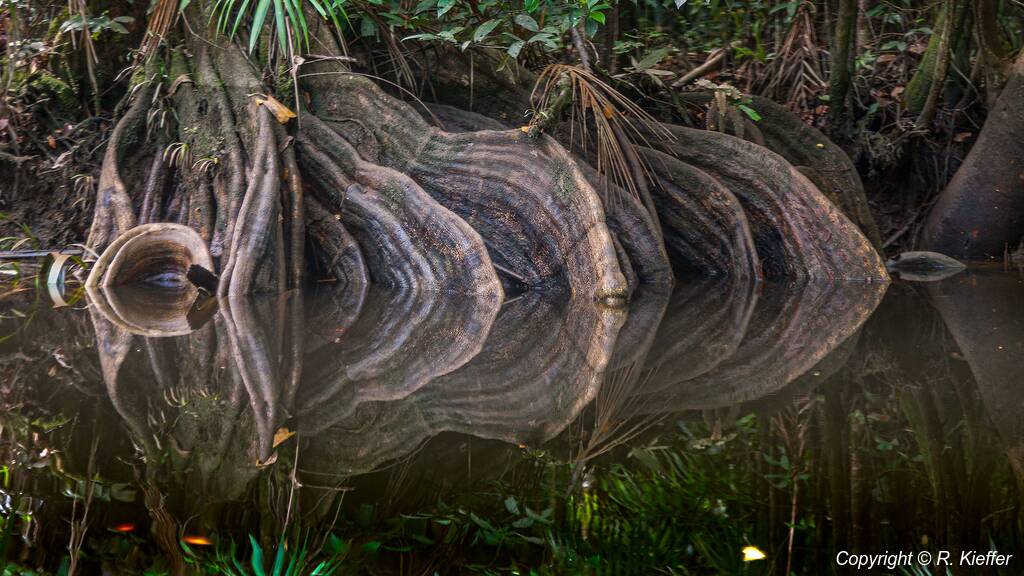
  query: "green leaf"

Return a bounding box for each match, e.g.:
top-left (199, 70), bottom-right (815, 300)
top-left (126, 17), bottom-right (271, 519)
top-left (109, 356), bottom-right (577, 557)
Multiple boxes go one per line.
top-left (504, 496), bottom-right (520, 514)
top-left (525, 0), bottom-right (539, 13)
top-left (473, 19), bottom-right (501, 42)
top-left (514, 14), bottom-right (538, 32)
top-left (272, 0), bottom-right (288, 53)
top-left (512, 517), bottom-right (534, 528)
top-left (437, 0), bottom-right (456, 17)
top-left (633, 47), bottom-right (671, 70)
top-left (249, 535), bottom-right (266, 576)
top-left (469, 512), bottom-right (496, 532)
top-left (362, 541), bottom-right (382, 554)
top-left (506, 39), bottom-right (524, 57)
top-left (737, 103), bottom-right (761, 120)
top-left (231, 0), bottom-right (253, 37)
top-left (248, 0), bottom-right (272, 52)
top-left (360, 17), bottom-right (377, 37)
top-left (326, 534), bottom-right (348, 556)
top-left (589, 10), bottom-right (605, 24)
top-left (271, 538), bottom-right (286, 576)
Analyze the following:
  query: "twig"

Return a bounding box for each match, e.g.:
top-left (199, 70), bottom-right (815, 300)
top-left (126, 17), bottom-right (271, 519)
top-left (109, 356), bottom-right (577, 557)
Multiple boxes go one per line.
top-left (0, 248), bottom-right (83, 259)
top-left (671, 47), bottom-right (728, 88)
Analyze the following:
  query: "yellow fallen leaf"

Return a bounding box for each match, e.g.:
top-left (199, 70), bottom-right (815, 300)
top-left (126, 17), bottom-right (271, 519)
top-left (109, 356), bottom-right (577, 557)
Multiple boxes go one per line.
top-left (253, 94), bottom-right (297, 124)
top-left (520, 126), bottom-right (531, 133)
top-left (742, 546), bottom-right (766, 561)
top-left (602, 104), bottom-right (614, 119)
top-left (273, 427), bottom-right (296, 447)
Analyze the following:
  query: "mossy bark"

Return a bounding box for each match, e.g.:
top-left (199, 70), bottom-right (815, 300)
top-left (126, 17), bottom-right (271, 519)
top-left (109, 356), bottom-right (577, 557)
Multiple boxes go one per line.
top-left (827, 0), bottom-right (858, 139)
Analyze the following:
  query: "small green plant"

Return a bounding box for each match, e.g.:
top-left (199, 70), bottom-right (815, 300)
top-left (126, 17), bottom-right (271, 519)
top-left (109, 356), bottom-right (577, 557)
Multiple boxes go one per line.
top-left (181, 533), bottom-right (350, 575)
top-left (58, 11), bottom-right (135, 38)
top-left (205, 0), bottom-right (347, 55)
top-left (163, 141), bottom-right (192, 169)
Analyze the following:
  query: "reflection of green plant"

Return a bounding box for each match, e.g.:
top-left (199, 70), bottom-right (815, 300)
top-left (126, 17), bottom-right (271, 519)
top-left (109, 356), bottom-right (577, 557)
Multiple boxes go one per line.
top-left (181, 533), bottom-right (349, 575)
top-left (551, 441), bottom-right (768, 574)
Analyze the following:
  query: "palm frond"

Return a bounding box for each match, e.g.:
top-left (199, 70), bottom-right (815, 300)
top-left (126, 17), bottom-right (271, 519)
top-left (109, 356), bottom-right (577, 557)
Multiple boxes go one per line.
top-left (531, 64), bottom-right (673, 205)
top-left (207, 0), bottom-right (348, 58)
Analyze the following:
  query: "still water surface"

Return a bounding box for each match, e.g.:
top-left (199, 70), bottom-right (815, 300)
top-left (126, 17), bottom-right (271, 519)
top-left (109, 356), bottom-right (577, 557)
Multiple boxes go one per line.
top-left (0, 267), bottom-right (1022, 574)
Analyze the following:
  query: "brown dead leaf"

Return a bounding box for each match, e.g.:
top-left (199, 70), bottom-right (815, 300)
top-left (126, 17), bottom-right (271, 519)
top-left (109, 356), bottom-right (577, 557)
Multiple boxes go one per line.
top-left (602, 104), bottom-right (615, 119)
top-left (253, 94), bottom-right (297, 124)
top-left (952, 132), bottom-right (973, 143)
top-left (47, 135), bottom-right (57, 149)
top-left (891, 86), bottom-right (905, 99)
top-left (273, 427), bottom-right (296, 447)
top-left (256, 452), bottom-right (279, 468)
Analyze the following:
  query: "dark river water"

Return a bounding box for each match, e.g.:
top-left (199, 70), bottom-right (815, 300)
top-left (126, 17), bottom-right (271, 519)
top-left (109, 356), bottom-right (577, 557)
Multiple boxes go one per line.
top-left (0, 267), bottom-right (1022, 574)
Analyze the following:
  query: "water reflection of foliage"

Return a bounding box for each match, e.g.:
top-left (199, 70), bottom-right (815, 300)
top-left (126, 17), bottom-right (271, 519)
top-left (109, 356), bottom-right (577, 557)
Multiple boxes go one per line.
top-left (3, 274), bottom-right (1024, 574)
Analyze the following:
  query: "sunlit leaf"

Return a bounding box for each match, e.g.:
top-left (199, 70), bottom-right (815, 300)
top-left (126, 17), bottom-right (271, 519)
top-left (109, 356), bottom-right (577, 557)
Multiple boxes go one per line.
top-left (742, 546), bottom-right (766, 561)
top-left (253, 94), bottom-right (297, 124)
top-left (273, 427), bottom-right (296, 447)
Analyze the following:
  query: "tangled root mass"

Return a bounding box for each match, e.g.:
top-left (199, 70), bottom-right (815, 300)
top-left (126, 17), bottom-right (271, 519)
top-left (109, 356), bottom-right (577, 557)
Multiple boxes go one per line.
top-left (87, 37), bottom-right (888, 308)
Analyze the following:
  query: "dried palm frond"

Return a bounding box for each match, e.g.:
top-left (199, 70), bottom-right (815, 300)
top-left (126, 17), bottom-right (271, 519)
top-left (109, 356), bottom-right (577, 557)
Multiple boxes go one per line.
top-left (142, 0), bottom-right (178, 57)
top-left (753, 1), bottom-right (827, 113)
top-left (530, 64), bottom-right (673, 205)
top-left (572, 359), bottom-right (668, 467)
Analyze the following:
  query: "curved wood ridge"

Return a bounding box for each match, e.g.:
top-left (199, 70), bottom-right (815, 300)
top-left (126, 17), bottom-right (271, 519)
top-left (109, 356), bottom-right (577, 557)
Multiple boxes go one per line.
top-left (303, 74), bottom-right (628, 301)
top-left (298, 114), bottom-right (503, 298)
top-left (425, 102), bottom-right (674, 292)
top-left (641, 123), bottom-right (888, 281)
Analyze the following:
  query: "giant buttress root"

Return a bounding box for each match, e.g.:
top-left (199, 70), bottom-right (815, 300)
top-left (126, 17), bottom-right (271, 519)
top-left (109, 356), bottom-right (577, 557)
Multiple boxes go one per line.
top-left (301, 70), bottom-right (628, 301)
top-left (424, 102), bottom-right (673, 291)
top-left (678, 92), bottom-right (883, 249)
top-left (297, 115), bottom-right (503, 297)
top-left (640, 146), bottom-right (761, 279)
top-left (640, 123), bottom-right (888, 281)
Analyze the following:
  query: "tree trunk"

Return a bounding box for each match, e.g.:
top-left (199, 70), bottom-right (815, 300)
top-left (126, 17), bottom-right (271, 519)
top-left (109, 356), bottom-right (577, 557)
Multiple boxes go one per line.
top-left (827, 0), bottom-right (857, 140)
top-left (921, 51), bottom-right (1024, 259)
